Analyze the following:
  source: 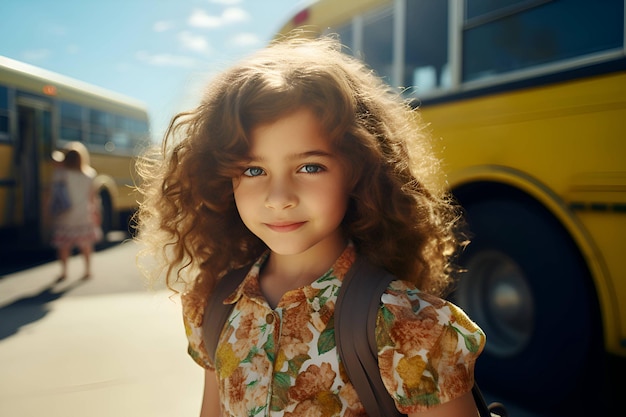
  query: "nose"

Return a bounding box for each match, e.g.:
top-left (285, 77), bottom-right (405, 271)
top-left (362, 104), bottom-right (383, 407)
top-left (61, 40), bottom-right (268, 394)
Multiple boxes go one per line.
top-left (265, 177), bottom-right (297, 210)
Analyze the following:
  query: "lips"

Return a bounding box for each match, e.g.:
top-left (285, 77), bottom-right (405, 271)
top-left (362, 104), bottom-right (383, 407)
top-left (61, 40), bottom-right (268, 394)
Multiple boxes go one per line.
top-left (265, 221), bottom-right (306, 233)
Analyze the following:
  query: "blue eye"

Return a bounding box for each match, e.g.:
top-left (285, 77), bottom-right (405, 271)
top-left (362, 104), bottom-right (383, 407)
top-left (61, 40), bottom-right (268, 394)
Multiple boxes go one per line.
top-left (243, 167), bottom-right (265, 177)
top-left (299, 164), bottom-right (324, 174)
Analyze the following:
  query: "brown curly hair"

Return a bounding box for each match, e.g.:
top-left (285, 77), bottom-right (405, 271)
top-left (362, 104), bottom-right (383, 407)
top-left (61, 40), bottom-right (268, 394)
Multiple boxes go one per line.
top-left (135, 35), bottom-right (465, 300)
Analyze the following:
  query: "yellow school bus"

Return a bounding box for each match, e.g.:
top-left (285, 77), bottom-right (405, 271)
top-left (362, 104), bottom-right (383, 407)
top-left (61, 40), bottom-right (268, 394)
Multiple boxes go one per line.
top-left (0, 56), bottom-right (150, 247)
top-left (279, 0), bottom-right (625, 412)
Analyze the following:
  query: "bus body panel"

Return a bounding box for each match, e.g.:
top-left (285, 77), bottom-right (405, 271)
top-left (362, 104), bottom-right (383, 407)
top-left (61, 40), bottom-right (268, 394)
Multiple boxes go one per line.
top-left (420, 72), bottom-right (626, 356)
top-left (279, 0), bottom-right (389, 35)
top-left (443, 163), bottom-right (624, 356)
top-left (0, 143), bottom-right (17, 227)
top-left (88, 153), bottom-right (139, 211)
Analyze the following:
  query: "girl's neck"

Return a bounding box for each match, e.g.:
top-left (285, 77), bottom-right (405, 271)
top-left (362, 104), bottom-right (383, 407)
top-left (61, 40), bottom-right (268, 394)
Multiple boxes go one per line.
top-left (260, 238), bottom-right (348, 307)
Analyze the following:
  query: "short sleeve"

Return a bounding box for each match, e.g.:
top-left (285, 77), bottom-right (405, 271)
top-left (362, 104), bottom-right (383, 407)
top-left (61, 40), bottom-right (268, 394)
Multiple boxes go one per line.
top-left (375, 280), bottom-right (485, 414)
top-left (181, 291), bottom-right (215, 370)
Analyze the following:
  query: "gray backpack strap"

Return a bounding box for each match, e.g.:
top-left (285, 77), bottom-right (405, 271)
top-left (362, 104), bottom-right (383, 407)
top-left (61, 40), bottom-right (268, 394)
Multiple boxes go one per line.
top-left (335, 256), bottom-right (404, 417)
top-left (202, 265), bottom-right (250, 364)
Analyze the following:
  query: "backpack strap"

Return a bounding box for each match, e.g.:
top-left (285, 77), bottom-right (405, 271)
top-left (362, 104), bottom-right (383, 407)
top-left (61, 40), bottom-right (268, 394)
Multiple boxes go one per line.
top-left (335, 256), bottom-right (404, 417)
top-left (202, 265), bottom-right (249, 364)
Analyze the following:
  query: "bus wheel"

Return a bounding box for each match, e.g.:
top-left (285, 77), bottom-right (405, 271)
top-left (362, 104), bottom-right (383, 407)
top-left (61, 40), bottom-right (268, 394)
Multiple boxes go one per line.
top-left (99, 191), bottom-right (113, 240)
top-left (453, 195), bottom-right (601, 410)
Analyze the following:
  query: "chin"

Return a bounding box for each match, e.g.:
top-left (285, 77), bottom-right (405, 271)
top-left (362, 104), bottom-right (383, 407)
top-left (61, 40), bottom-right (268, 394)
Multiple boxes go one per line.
top-left (261, 237), bottom-right (316, 256)
top-left (265, 243), bottom-right (309, 256)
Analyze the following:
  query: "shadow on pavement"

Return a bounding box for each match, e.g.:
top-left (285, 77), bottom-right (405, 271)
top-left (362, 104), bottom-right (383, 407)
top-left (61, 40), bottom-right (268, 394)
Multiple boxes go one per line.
top-left (0, 233), bottom-right (127, 277)
top-left (0, 279), bottom-right (86, 340)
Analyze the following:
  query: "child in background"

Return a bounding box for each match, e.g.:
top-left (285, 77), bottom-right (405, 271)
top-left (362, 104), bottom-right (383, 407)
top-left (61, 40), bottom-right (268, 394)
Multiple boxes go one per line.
top-left (50, 141), bottom-right (102, 281)
top-left (136, 36), bottom-right (485, 417)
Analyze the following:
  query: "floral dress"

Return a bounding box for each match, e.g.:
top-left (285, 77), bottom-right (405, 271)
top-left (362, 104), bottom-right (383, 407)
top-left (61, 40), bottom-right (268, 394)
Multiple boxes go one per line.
top-left (182, 245), bottom-right (485, 416)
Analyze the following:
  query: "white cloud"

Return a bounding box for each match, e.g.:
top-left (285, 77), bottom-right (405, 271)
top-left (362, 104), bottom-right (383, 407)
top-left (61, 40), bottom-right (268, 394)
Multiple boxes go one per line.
top-left (189, 9), bottom-right (221, 28)
top-left (135, 51), bottom-right (197, 68)
top-left (229, 33), bottom-right (260, 47)
top-left (188, 7), bottom-right (249, 29)
top-left (178, 31), bottom-right (212, 53)
top-left (222, 7), bottom-right (250, 24)
top-left (153, 21), bottom-right (174, 32)
top-left (21, 49), bottom-right (52, 61)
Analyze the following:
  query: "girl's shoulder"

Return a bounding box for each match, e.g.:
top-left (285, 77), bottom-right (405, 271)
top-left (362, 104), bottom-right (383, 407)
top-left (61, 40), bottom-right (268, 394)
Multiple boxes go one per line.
top-left (382, 279), bottom-right (451, 309)
top-left (380, 279), bottom-right (485, 345)
top-left (181, 288), bottom-right (213, 368)
top-left (377, 280), bottom-right (486, 412)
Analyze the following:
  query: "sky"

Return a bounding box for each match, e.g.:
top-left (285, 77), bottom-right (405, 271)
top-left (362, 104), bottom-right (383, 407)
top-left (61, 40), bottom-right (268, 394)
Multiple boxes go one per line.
top-left (0, 0), bottom-right (309, 139)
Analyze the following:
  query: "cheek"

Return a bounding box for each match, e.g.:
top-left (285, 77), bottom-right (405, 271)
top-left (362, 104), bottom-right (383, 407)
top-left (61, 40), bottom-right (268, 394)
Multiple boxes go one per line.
top-left (232, 180), bottom-right (247, 215)
top-left (232, 181), bottom-right (261, 223)
top-left (319, 183), bottom-right (350, 218)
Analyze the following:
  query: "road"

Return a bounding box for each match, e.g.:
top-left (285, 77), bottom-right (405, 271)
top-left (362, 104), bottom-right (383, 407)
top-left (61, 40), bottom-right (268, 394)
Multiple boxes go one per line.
top-left (0, 239), bottom-right (204, 417)
top-left (0, 239), bottom-right (552, 417)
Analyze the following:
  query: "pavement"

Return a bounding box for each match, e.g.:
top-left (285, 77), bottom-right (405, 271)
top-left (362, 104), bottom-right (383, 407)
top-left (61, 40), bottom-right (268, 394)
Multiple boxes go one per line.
top-left (0, 240), bottom-right (204, 417)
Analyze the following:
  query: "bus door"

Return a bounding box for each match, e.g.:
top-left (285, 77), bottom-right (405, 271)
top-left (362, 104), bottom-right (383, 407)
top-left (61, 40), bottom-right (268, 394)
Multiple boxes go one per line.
top-left (15, 94), bottom-right (52, 246)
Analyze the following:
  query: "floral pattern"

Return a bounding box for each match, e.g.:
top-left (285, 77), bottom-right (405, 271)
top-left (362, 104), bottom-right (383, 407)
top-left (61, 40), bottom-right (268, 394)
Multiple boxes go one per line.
top-left (182, 245), bottom-right (485, 416)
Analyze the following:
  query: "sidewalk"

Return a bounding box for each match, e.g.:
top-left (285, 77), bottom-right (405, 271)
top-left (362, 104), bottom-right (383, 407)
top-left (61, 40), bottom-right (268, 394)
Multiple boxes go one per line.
top-left (0, 242), bottom-right (204, 417)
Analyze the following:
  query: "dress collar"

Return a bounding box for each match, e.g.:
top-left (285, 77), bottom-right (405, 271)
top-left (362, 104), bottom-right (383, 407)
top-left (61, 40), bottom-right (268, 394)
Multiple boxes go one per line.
top-left (223, 242), bottom-right (356, 308)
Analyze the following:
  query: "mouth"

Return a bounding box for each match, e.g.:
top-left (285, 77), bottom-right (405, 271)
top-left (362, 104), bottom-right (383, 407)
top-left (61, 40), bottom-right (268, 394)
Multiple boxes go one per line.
top-left (265, 221), bottom-right (306, 233)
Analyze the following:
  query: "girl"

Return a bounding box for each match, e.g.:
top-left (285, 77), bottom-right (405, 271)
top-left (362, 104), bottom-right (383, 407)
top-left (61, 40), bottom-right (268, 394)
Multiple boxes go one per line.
top-left (136, 36), bottom-right (485, 417)
top-left (50, 141), bottom-right (102, 281)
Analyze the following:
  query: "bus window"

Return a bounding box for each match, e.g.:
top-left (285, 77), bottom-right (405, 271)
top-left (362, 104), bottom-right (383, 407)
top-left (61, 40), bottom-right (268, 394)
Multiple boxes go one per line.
top-left (463, 0), bottom-right (624, 81)
top-left (89, 109), bottom-right (110, 145)
top-left (131, 119), bottom-right (149, 147)
top-left (0, 86), bottom-right (9, 142)
top-left (465, 0), bottom-right (532, 20)
top-left (112, 115), bottom-right (131, 150)
top-left (361, 7), bottom-right (393, 83)
top-left (59, 101), bottom-right (83, 142)
top-left (404, 0), bottom-right (449, 93)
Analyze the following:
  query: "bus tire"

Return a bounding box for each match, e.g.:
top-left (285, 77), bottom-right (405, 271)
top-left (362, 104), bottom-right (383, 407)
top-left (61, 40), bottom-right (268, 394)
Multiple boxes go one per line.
top-left (453, 194), bottom-right (602, 410)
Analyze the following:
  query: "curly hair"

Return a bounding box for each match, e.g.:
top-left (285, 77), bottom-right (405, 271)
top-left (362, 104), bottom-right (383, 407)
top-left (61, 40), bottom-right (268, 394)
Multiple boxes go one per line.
top-left (135, 35), bottom-right (465, 300)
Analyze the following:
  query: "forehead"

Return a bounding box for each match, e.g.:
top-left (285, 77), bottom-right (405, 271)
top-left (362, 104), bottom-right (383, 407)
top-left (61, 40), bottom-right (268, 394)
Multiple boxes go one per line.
top-left (248, 108), bottom-right (332, 156)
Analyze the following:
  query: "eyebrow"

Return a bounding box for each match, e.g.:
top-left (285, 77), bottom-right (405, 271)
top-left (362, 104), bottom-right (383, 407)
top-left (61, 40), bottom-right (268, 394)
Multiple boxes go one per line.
top-left (247, 150), bottom-right (334, 162)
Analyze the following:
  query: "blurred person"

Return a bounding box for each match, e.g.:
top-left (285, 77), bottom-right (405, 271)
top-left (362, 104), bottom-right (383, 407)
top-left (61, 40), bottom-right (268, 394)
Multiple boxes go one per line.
top-left (49, 141), bottom-right (102, 281)
top-left (136, 36), bottom-right (485, 417)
